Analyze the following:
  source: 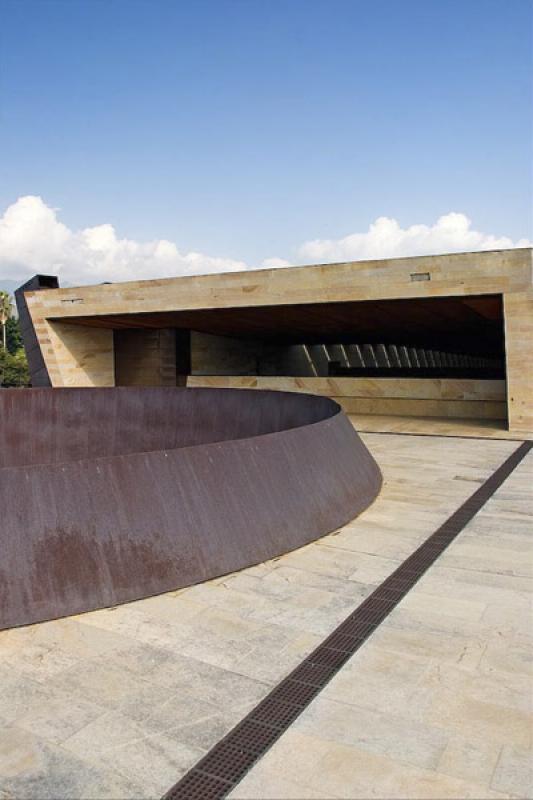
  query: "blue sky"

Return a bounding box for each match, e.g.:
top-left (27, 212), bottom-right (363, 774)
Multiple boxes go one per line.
top-left (0, 0), bottom-right (531, 285)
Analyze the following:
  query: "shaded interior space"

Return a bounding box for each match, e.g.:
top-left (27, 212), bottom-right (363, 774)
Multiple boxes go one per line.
top-left (58, 293), bottom-right (509, 429)
top-left (63, 293), bottom-right (506, 380)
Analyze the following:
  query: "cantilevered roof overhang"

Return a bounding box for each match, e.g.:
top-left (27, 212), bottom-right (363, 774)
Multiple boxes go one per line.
top-left (51, 294), bottom-right (504, 355)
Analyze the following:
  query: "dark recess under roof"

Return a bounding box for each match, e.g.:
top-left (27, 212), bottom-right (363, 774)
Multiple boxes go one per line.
top-left (53, 293), bottom-right (504, 355)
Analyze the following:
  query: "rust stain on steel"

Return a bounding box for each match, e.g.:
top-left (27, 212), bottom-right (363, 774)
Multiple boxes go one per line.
top-left (0, 387), bottom-right (382, 630)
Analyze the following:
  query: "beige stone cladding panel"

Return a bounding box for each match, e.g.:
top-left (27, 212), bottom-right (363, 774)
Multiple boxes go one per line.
top-left (31, 318), bottom-right (64, 386)
top-left (24, 249), bottom-right (531, 320)
top-left (187, 376), bottom-right (506, 401)
top-left (504, 290), bottom-right (533, 432)
top-left (186, 377), bottom-right (507, 420)
top-left (334, 397), bottom-right (506, 419)
top-left (47, 321), bottom-right (114, 387)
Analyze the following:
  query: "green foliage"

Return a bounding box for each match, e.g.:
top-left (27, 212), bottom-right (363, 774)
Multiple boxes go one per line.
top-left (0, 294), bottom-right (29, 386)
top-left (0, 346), bottom-right (30, 387)
top-left (6, 316), bottom-right (23, 354)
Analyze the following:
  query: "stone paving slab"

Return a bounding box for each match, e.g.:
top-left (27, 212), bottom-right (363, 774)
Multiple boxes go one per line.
top-left (229, 450), bottom-right (533, 800)
top-left (0, 433), bottom-right (527, 799)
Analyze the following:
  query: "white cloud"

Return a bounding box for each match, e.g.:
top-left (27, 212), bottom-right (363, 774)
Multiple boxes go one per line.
top-left (297, 212), bottom-right (531, 263)
top-left (0, 195), bottom-right (248, 286)
top-left (0, 196), bottom-right (530, 288)
top-left (260, 257), bottom-right (292, 268)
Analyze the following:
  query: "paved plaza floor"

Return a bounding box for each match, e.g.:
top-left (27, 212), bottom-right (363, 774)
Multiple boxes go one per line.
top-left (0, 428), bottom-right (531, 799)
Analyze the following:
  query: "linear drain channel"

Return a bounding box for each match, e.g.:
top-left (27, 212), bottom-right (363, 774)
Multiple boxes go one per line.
top-left (162, 440), bottom-right (532, 800)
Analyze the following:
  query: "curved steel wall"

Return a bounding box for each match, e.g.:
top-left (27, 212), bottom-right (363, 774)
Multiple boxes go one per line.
top-left (0, 387), bottom-right (382, 630)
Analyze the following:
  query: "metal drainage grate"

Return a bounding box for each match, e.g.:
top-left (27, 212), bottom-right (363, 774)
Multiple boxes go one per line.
top-left (162, 440), bottom-right (532, 800)
top-left (166, 771), bottom-right (232, 800)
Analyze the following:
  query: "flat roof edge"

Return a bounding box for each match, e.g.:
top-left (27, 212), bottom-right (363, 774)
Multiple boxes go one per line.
top-left (18, 246), bottom-right (532, 296)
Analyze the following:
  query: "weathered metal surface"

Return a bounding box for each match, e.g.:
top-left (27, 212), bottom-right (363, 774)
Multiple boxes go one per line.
top-left (0, 387), bottom-right (382, 630)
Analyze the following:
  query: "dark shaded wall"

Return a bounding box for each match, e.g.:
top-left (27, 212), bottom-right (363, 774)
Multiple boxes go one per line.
top-left (15, 275), bottom-right (59, 386)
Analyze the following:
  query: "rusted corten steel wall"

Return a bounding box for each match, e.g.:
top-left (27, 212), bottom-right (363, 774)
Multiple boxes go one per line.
top-left (0, 387), bottom-right (382, 630)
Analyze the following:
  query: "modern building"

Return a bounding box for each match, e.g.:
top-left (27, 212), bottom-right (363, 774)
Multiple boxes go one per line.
top-left (16, 247), bottom-right (533, 432)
